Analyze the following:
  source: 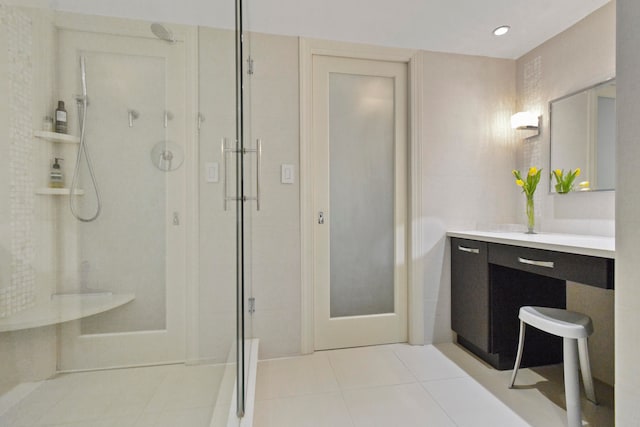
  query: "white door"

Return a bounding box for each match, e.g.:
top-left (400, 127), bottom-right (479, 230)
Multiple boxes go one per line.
top-left (56, 27), bottom-right (188, 370)
top-left (313, 55), bottom-right (408, 350)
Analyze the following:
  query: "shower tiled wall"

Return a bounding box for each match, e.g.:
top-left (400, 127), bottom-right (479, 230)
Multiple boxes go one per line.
top-left (0, 5), bottom-right (36, 318)
top-left (0, 5), bottom-right (58, 396)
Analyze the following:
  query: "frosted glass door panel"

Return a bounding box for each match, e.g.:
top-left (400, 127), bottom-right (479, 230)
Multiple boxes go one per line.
top-left (329, 73), bottom-right (395, 318)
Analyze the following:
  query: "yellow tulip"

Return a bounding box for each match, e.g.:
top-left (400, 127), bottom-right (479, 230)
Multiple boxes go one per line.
top-left (575, 168), bottom-right (581, 177)
top-left (528, 167), bottom-right (538, 176)
top-left (555, 169), bottom-right (562, 177)
top-left (516, 179), bottom-right (524, 187)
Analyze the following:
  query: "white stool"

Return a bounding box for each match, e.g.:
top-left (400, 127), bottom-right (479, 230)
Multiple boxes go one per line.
top-left (508, 306), bottom-right (597, 427)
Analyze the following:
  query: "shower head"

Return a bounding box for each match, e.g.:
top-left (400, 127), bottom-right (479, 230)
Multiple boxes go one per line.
top-left (150, 22), bottom-right (176, 43)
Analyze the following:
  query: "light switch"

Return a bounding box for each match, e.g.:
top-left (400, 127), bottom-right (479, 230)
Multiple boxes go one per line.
top-left (281, 164), bottom-right (295, 184)
top-left (205, 162), bottom-right (219, 183)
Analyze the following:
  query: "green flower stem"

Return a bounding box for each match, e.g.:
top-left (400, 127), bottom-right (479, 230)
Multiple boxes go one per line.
top-left (526, 194), bottom-right (535, 234)
top-left (513, 167), bottom-right (541, 234)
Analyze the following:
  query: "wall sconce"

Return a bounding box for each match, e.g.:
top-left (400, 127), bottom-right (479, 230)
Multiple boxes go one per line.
top-left (511, 112), bottom-right (540, 139)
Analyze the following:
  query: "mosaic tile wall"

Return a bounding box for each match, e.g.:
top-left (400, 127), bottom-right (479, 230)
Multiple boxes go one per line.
top-left (0, 5), bottom-right (36, 318)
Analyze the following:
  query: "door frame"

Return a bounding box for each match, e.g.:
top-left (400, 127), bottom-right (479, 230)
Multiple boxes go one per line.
top-left (299, 38), bottom-right (425, 353)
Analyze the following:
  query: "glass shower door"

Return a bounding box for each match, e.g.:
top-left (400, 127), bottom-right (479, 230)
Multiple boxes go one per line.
top-left (0, 3), bottom-right (245, 427)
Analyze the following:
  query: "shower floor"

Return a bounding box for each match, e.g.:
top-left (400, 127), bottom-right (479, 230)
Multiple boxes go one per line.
top-left (0, 363), bottom-right (229, 427)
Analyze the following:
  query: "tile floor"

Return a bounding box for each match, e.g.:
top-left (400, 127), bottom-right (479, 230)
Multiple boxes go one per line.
top-left (0, 363), bottom-right (230, 427)
top-left (254, 343), bottom-right (615, 427)
top-left (0, 342), bottom-right (615, 427)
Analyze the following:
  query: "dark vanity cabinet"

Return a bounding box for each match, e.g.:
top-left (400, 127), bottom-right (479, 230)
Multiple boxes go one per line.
top-left (451, 239), bottom-right (490, 353)
top-left (451, 237), bottom-right (574, 370)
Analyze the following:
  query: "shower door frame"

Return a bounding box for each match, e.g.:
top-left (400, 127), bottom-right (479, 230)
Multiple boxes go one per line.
top-left (53, 14), bottom-right (201, 371)
top-left (299, 38), bottom-right (425, 353)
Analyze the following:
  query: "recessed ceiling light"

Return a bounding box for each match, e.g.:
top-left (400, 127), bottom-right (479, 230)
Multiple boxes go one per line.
top-left (493, 25), bottom-right (510, 36)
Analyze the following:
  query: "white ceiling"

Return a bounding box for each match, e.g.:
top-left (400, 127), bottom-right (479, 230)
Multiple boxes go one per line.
top-left (53, 0), bottom-right (612, 59)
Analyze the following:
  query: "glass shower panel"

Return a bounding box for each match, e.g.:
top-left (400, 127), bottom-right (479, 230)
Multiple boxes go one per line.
top-left (0, 2), bottom-right (244, 426)
top-left (329, 73), bottom-right (395, 318)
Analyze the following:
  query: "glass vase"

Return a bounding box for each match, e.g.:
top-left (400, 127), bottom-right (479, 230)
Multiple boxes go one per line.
top-left (526, 194), bottom-right (535, 234)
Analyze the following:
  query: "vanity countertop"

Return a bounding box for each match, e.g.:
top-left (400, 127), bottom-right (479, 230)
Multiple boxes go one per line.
top-left (447, 230), bottom-right (615, 259)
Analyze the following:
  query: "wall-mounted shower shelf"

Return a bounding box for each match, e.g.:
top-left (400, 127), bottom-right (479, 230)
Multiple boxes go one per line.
top-left (36, 188), bottom-right (85, 196)
top-left (0, 293), bottom-right (135, 332)
top-left (34, 130), bottom-right (80, 144)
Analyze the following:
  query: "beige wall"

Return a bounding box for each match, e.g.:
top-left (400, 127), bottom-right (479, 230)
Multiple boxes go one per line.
top-left (516, 2), bottom-right (616, 237)
top-left (615, 0), bottom-right (640, 423)
top-left (246, 33), bottom-right (301, 359)
top-left (196, 26), bottom-right (236, 363)
top-left (420, 51), bottom-right (518, 344)
top-left (515, 2), bottom-right (616, 386)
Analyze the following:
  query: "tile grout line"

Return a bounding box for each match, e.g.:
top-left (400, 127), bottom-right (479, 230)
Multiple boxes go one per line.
top-left (417, 380), bottom-right (463, 427)
top-left (390, 346), bottom-right (460, 427)
top-left (418, 375), bottom-right (535, 427)
top-left (389, 345), bottom-right (421, 384)
top-left (325, 350), bottom-right (358, 427)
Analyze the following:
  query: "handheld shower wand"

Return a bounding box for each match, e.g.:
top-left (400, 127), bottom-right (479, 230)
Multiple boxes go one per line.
top-left (74, 56), bottom-right (89, 105)
top-left (70, 55), bottom-right (102, 222)
top-left (80, 56), bottom-right (87, 99)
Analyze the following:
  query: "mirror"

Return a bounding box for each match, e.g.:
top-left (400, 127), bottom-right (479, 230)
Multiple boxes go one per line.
top-left (549, 79), bottom-right (616, 193)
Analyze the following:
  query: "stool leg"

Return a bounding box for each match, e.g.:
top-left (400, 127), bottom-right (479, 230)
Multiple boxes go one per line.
top-left (509, 320), bottom-right (526, 388)
top-left (578, 337), bottom-right (598, 404)
top-left (564, 338), bottom-right (582, 427)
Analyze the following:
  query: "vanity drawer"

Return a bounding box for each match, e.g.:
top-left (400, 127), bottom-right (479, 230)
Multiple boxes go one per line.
top-left (488, 243), bottom-right (614, 289)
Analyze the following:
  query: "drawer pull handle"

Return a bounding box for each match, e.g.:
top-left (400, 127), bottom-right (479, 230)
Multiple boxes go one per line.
top-left (458, 245), bottom-right (480, 254)
top-left (518, 257), bottom-right (554, 269)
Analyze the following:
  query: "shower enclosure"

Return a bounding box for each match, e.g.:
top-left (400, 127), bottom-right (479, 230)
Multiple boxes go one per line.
top-left (0, 0), bottom-right (255, 425)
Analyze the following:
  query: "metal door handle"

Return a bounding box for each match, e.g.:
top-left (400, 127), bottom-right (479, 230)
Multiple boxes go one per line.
top-left (221, 138), bottom-right (230, 211)
top-left (256, 139), bottom-right (262, 211)
top-left (318, 211), bottom-right (325, 224)
top-left (221, 138), bottom-right (262, 211)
